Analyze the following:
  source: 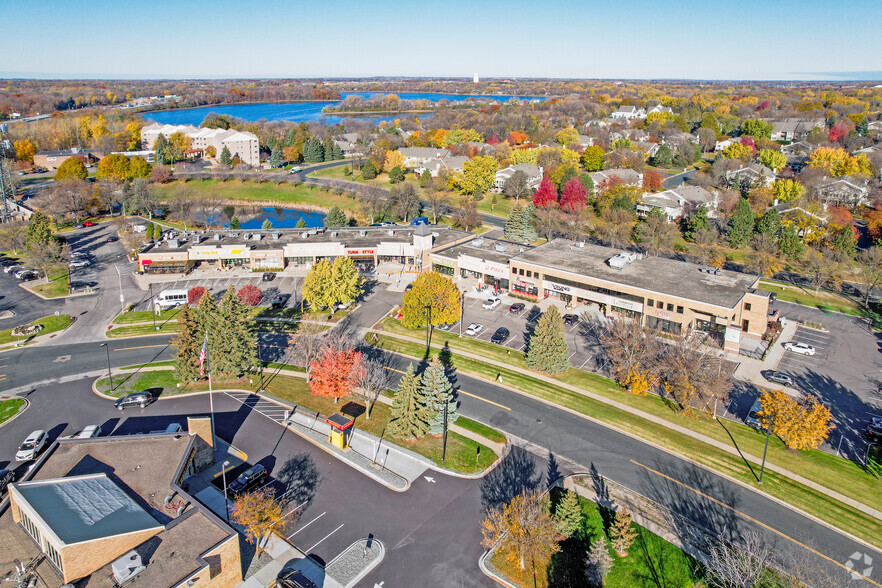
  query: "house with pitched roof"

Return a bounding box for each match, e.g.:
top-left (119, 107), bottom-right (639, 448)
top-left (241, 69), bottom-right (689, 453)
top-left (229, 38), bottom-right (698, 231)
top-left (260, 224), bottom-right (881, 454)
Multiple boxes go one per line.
top-left (610, 105), bottom-right (646, 120)
top-left (418, 156), bottom-right (470, 177)
top-left (637, 185), bottom-right (719, 221)
top-left (399, 147), bottom-right (451, 169)
top-left (141, 123), bottom-right (260, 166)
top-left (725, 163), bottom-right (776, 188)
top-left (768, 118), bottom-right (825, 142)
top-left (495, 164), bottom-right (544, 192)
top-left (589, 168), bottom-right (643, 187)
top-left (813, 178), bottom-right (870, 208)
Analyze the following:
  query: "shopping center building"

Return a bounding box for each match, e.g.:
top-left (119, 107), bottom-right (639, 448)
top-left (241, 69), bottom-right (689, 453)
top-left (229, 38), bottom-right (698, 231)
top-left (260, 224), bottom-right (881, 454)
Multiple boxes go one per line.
top-left (136, 224), bottom-right (473, 275)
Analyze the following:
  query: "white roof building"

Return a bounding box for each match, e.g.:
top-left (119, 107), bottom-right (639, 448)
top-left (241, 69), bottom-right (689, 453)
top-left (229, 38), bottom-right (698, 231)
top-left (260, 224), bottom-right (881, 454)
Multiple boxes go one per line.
top-left (141, 123), bottom-right (260, 166)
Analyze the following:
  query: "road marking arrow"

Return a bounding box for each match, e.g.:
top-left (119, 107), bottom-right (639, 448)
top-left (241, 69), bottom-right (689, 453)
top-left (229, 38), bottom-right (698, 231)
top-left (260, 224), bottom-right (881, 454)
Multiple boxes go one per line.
top-left (423, 476), bottom-right (435, 483)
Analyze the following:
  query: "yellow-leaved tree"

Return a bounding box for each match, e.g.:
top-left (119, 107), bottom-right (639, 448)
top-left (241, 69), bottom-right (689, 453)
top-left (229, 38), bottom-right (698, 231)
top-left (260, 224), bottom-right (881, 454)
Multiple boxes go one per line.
top-left (756, 389), bottom-right (834, 450)
top-left (230, 488), bottom-right (283, 555)
top-left (383, 150), bottom-right (405, 173)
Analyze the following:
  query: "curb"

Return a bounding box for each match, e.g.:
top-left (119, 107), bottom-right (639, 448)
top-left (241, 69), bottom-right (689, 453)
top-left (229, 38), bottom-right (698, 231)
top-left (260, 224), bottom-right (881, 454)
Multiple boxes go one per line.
top-left (0, 397), bottom-right (29, 429)
top-left (17, 281), bottom-right (98, 301)
top-left (326, 538), bottom-right (385, 588)
top-left (0, 316), bottom-right (78, 353)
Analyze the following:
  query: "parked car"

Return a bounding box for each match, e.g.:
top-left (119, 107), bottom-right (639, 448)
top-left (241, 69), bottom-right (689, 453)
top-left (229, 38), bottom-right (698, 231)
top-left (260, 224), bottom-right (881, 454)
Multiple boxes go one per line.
top-left (74, 425), bottom-right (102, 439)
top-left (744, 398), bottom-right (764, 429)
top-left (228, 464), bottom-right (268, 497)
top-left (563, 314), bottom-right (579, 326)
top-left (288, 166), bottom-right (302, 174)
top-left (69, 259), bottom-right (92, 269)
top-left (15, 430), bottom-right (48, 462)
top-left (15, 270), bottom-right (39, 281)
top-left (763, 371), bottom-right (794, 386)
top-left (482, 298), bottom-right (501, 310)
top-left (114, 391), bottom-right (155, 410)
top-left (271, 294), bottom-right (289, 309)
top-left (866, 417), bottom-right (882, 441)
top-left (509, 303), bottom-right (525, 314)
top-left (74, 223), bottom-right (84, 229)
top-left (783, 341), bottom-right (815, 356)
top-left (490, 327), bottom-right (510, 344)
top-left (262, 272), bottom-right (275, 282)
top-left (409, 216), bottom-right (429, 226)
top-left (276, 569), bottom-right (317, 588)
top-left (82, 220), bottom-right (94, 227)
top-left (437, 323), bottom-right (452, 331)
top-left (106, 235), bottom-right (119, 243)
top-left (0, 470), bottom-right (14, 494)
top-left (4, 264), bottom-right (23, 274)
top-left (465, 323), bottom-right (483, 336)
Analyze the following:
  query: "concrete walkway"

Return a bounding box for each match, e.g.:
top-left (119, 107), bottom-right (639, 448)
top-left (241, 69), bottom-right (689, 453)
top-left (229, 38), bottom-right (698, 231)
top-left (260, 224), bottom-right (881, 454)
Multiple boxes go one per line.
top-left (731, 317), bottom-right (799, 396)
top-left (371, 329), bottom-right (882, 521)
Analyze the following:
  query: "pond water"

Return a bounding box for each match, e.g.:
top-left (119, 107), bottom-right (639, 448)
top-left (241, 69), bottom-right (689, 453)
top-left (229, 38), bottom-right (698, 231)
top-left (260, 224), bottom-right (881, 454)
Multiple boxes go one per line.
top-left (198, 206), bottom-right (326, 229)
top-left (144, 92), bottom-right (544, 126)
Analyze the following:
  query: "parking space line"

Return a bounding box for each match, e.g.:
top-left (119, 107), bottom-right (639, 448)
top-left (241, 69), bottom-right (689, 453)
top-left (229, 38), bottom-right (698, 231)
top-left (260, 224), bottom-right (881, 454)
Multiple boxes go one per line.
top-left (288, 512), bottom-right (326, 539)
top-left (305, 523), bottom-right (345, 553)
top-left (579, 357), bottom-right (592, 369)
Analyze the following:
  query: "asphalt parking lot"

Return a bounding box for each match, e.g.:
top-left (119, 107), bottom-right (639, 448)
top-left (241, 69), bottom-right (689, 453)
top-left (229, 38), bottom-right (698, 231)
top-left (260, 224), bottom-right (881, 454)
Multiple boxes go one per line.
top-left (135, 275), bottom-right (305, 310)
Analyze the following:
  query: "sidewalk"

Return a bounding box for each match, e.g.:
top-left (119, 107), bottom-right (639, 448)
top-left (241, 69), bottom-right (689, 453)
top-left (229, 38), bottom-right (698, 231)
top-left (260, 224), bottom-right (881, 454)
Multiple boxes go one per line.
top-left (731, 317), bottom-right (799, 396)
top-left (371, 328), bottom-right (882, 522)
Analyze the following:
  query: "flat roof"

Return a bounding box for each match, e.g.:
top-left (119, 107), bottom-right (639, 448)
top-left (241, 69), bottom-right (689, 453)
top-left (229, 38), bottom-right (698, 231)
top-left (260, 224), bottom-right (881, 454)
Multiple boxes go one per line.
top-left (512, 239), bottom-right (759, 309)
top-left (13, 474), bottom-right (161, 545)
top-left (434, 237), bottom-right (532, 265)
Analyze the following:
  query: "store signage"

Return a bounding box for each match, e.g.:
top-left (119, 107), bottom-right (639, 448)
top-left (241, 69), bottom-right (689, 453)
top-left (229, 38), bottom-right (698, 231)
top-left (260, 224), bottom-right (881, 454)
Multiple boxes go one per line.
top-left (542, 279), bottom-right (644, 313)
top-left (549, 283), bottom-right (570, 293)
top-left (458, 255), bottom-right (508, 276)
top-left (346, 249), bottom-right (376, 255)
top-left (656, 310), bottom-right (669, 319)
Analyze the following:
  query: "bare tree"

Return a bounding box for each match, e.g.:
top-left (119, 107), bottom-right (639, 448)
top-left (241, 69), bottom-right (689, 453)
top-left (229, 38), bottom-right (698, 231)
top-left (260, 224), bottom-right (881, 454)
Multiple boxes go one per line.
top-left (635, 212), bottom-right (678, 256)
top-left (0, 221), bottom-right (28, 254)
top-left (356, 188), bottom-right (386, 224)
top-left (599, 319), bottom-right (662, 385)
top-left (504, 170), bottom-right (529, 204)
top-left (803, 248), bottom-right (842, 295)
top-left (693, 226), bottom-right (725, 268)
top-left (22, 238), bottom-right (65, 281)
top-left (423, 181), bottom-right (447, 224)
top-left (288, 321), bottom-right (328, 379)
top-left (596, 208), bottom-right (635, 249)
top-left (389, 182), bottom-right (421, 221)
top-left (450, 197), bottom-right (481, 231)
top-left (747, 234), bottom-right (783, 278)
top-left (705, 532), bottom-right (775, 588)
top-left (353, 357), bottom-right (391, 419)
top-left (857, 246), bottom-right (882, 305)
top-left (658, 336), bottom-right (732, 409)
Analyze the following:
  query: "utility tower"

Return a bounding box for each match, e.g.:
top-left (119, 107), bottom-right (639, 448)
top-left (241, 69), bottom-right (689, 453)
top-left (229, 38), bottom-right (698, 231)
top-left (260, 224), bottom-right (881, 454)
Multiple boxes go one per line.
top-left (0, 124), bottom-right (15, 223)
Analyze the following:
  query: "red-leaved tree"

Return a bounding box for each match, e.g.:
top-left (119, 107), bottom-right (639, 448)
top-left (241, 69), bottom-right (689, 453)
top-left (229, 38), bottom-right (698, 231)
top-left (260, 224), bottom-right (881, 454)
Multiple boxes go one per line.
top-left (188, 286), bottom-right (207, 305)
top-left (237, 283), bottom-right (263, 306)
top-left (309, 347), bottom-right (364, 403)
top-left (559, 177), bottom-right (588, 213)
top-left (643, 169), bottom-right (664, 192)
top-left (828, 120), bottom-right (850, 143)
top-left (532, 175), bottom-right (558, 209)
top-left (508, 131), bottom-right (529, 145)
top-left (740, 136), bottom-right (756, 154)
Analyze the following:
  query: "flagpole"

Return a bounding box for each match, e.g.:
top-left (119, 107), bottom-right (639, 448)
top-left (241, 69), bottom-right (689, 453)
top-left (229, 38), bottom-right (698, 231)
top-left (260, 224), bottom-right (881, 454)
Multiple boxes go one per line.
top-left (207, 332), bottom-right (215, 448)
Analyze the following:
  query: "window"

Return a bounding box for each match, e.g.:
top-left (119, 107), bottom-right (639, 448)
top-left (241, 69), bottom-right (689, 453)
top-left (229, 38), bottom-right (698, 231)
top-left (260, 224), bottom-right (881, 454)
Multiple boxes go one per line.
top-left (646, 299), bottom-right (654, 307)
top-left (744, 302), bottom-right (752, 311)
top-left (667, 303), bottom-right (674, 312)
top-left (677, 306), bottom-right (684, 314)
top-left (742, 319), bottom-right (750, 332)
top-left (526, 270), bottom-right (532, 278)
top-left (44, 540), bottom-right (62, 571)
top-left (656, 301), bottom-right (663, 308)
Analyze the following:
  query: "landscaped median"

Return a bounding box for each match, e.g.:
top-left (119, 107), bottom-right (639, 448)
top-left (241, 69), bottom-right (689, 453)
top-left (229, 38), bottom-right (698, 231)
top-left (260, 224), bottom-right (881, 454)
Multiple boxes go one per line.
top-left (0, 314), bottom-right (75, 347)
top-left (95, 364), bottom-right (503, 476)
top-left (0, 398), bottom-right (27, 426)
top-left (369, 321), bottom-right (882, 550)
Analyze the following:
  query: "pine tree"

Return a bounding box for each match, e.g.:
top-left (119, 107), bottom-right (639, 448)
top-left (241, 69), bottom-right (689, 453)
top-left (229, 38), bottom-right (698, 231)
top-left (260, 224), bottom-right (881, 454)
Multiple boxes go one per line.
top-left (331, 143), bottom-right (344, 160)
top-left (609, 508), bottom-right (637, 557)
top-left (504, 204), bottom-right (526, 243)
top-left (683, 205), bottom-right (710, 242)
top-left (526, 306), bottom-right (570, 374)
top-left (522, 204), bottom-right (538, 243)
top-left (322, 137), bottom-right (335, 162)
top-left (388, 165), bottom-right (405, 183)
top-left (303, 139), bottom-right (324, 163)
top-left (154, 133), bottom-right (170, 164)
top-left (361, 160), bottom-right (377, 179)
top-left (173, 305), bottom-right (201, 381)
top-left (419, 169), bottom-right (432, 188)
top-left (219, 145), bottom-right (232, 166)
top-left (554, 490), bottom-right (583, 538)
top-left (295, 218), bottom-right (307, 228)
top-left (777, 224), bottom-right (805, 259)
top-left (324, 206), bottom-right (348, 227)
top-left (262, 219), bottom-right (274, 230)
top-left (585, 537), bottom-right (613, 587)
top-left (388, 364), bottom-right (432, 438)
top-left (421, 356), bottom-right (458, 434)
top-left (229, 216), bottom-right (242, 230)
top-left (269, 148), bottom-right (283, 168)
top-left (26, 211), bottom-right (53, 248)
top-left (727, 198), bottom-right (756, 248)
top-left (756, 209), bottom-right (782, 237)
top-left (213, 286), bottom-right (257, 379)
top-left (194, 292), bottom-right (219, 378)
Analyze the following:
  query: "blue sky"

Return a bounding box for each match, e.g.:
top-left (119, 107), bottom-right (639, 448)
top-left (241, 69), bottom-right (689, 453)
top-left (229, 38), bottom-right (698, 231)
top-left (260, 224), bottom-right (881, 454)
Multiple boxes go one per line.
top-left (4, 0), bottom-right (881, 80)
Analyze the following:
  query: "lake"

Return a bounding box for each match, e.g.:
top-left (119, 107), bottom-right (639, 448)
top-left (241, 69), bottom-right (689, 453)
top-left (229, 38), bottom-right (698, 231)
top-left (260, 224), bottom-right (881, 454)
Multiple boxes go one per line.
top-left (145, 92), bottom-right (543, 126)
top-left (198, 206), bottom-right (326, 229)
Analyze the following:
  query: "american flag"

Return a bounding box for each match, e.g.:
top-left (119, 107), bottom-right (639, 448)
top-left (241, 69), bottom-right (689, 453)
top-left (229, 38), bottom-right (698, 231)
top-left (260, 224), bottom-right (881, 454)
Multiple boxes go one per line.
top-left (199, 335), bottom-right (208, 376)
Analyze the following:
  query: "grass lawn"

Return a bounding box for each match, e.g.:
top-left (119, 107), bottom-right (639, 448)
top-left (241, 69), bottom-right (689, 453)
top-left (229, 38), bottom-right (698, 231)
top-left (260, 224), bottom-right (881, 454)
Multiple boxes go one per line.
top-left (95, 369), bottom-right (247, 399)
top-left (455, 416), bottom-right (508, 444)
top-left (371, 331), bottom-right (882, 549)
top-left (121, 360), bottom-right (177, 370)
top-left (106, 323), bottom-right (178, 338)
top-left (759, 280), bottom-right (864, 316)
top-left (263, 376), bottom-right (498, 474)
top-left (492, 488), bottom-right (704, 588)
top-left (112, 309), bottom-right (182, 325)
top-left (153, 179), bottom-right (362, 214)
top-left (0, 398), bottom-right (26, 425)
top-left (0, 315), bottom-right (75, 346)
top-left (30, 271), bottom-right (70, 298)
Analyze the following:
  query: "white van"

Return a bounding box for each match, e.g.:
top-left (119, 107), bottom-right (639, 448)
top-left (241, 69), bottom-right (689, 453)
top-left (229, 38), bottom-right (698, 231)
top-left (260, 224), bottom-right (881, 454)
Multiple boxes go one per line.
top-left (156, 289), bottom-right (188, 308)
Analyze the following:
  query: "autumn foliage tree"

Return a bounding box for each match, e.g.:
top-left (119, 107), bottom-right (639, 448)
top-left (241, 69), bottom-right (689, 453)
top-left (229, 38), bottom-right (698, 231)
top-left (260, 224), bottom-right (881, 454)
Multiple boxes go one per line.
top-left (230, 489), bottom-right (283, 556)
top-left (559, 177), bottom-right (588, 213)
top-left (237, 283), bottom-right (263, 306)
top-left (532, 175), bottom-right (558, 208)
top-left (756, 389), bottom-right (834, 450)
top-left (187, 286), bottom-right (207, 305)
top-left (401, 270), bottom-right (461, 328)
top-left (309, 346), bottom-right (364, 403)
top-left (642, 169), bottom-right (663, 192)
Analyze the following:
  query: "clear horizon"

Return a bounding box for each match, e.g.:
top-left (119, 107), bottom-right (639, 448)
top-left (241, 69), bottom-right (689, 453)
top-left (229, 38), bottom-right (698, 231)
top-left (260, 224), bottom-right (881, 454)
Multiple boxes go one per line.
top-left (7, 0), bottom-right (882, 81)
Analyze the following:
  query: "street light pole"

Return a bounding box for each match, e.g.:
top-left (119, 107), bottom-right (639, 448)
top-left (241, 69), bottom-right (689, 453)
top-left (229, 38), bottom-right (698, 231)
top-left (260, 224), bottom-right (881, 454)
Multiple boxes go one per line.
top-left (100, 343), bottom-right (113, 393)
top-left (149, 283), bottom-right (157, 331)
top-left (759, 415), bottom-right (773, 484)
top-left (441, 400), bottom-right (448, 463)
top-left (424, 305), bottom-right (431, 354)
top-left (459, 290), bottom-right (464, 337)
top-left (257, 336), bottom-right (264, 393)
top-left (221, 460), bottom-right (230, 522)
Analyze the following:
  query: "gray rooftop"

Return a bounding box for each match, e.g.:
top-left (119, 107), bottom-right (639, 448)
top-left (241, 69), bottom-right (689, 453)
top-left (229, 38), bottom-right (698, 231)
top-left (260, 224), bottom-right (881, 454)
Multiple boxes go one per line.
top-left (434, 237), bottom-right (532, 265)
top-left (512, 239), bottom-right (759, 309)
top-left (13, 474), bottom-right (161, 545)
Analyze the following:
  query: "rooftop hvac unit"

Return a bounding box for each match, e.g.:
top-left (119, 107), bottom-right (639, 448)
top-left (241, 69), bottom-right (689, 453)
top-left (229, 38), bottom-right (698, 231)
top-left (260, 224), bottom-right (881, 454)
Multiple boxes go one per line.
top-left (494, 243), bottom-right (507, 252)
top-left (242, 233), bottom-right (250, 240)
top-left (271, 233), bottom-right (280, 240)
top-left (607, 252), bottom-right (638, 270)
top-left (193, 235), bottom-right (201, 244)
top-left (359, 230), bottom-right (367, 237)
top-left (576, 241), bottom-right (585, 248)
top-left (473, 237), bottom-right (485, 246)
top-left (388, 230), bottom-right (395, 237)
top-left (167, 239), bottom-right (179, 249)
top-left (300, 232), bottom-right (309, 239)
top-left (111, 551), bottom-right (146, 585)
top-left (213, 234), bottom-right (222, 241)
top-left (251, 234), bottom-right (261, 241)
top-left (331, 232), bottom-right (337, 238)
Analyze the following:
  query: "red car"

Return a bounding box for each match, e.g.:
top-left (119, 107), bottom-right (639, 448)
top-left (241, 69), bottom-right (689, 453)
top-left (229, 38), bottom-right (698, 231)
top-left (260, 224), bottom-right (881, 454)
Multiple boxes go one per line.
top-left (82, 220), bottom-right (94, 227)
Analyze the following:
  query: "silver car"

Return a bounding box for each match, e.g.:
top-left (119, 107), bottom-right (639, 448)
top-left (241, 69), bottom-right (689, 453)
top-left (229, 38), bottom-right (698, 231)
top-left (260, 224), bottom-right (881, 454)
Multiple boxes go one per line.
top-left (783, 341), bottom-right (815, 356)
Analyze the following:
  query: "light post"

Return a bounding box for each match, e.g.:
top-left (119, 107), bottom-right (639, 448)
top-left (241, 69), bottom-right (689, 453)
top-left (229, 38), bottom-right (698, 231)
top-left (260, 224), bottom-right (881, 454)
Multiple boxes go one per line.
top-left (221, 460), bottom-right (230, 522)
top-left (758, 415), bottom-right (773, 484)
top-left (458, 290), bottom-right (464, 337)
top-left (257, 336), bottom-right (264, 393)
top-left (423, 305), bottom-right (431, 354)
top-left (441, 398), bottom-right (448, 463)
top-left (149, 283), bottom-right (158, 331)
top-left (100, 343), bottom-right (113, 393)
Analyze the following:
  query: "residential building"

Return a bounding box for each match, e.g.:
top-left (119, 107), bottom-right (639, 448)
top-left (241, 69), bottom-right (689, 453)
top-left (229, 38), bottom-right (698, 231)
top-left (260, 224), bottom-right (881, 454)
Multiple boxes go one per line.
top-left (646, 105), bottom-right (674, 116)
top-left (610, 105), bottom-right (646, 120)
top-left (633, 141), bottom-right (660, 158)
top-left (768, 118), bottom-right (825, 142)
top-left (725, 163), bottom-right (775, 188)
top-left (111, 149), bottom-right (156, 163)
top-left (418, 156), bottom-right (470, 177)
top-left (33, 148), bottom-right (96, 171)
top-left (141, 123), bottom-right (260, 166)
top-left (576, 134), bottom-right (594, 148)
top-left (494, 164), bottom-right (544, 192)
top-left (589, 168), bottom-right (643, 187)
top-left (714, 137), bottom-right (741, 152)
top-left (637, 185), bottom-right (719, 221)
top-left (814, 178), bottom-right (870, 207)
top-left (399, 147), bottom-right (450, 169)
top-left (0, 418), bottom-right (242, 587)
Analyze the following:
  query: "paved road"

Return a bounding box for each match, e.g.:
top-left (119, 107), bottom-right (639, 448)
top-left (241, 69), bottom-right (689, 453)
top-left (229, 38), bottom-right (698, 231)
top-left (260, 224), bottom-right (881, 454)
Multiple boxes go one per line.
top-left (662, 168), bottom-right (698, 189)
top-left (3, 335), bottom-right (881, 586)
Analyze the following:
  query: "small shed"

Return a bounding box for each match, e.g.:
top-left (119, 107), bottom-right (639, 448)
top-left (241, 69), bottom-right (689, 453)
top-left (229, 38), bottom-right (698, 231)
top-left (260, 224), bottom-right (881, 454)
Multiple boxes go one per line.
top-left (325, 413), bottom-right (354, 449)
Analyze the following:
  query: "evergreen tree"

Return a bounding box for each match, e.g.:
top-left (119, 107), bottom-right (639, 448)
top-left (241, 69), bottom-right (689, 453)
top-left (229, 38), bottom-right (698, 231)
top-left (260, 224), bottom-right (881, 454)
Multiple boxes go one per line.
top-left (219, 145), bottom-right (232, 166)
top-left (585, 537), bottom-right (613, 587)
top-left (419, 169), bottom-right (432, 188)
top-left (526, 305), bottom-right (570, 374)
top-left (229, 216), bottom-right (242, 230)
top-left (554, 490), bottom-right (583, 538)
top-left (269, 148), bottom-right (283, 168)
top-left (324, 206), bottom-right (348, 227)
top-left (194, 292), bottom-right (219, 377)
top-left (609, 508), bottom-right (637, 557)
top-left (422, 355), bottom-right (458, 434)
top-left (303, 138), bottom-right (324, 163)
top-left (649, 144), bottom-right (673, 168)
top-left (388, 364), bottom-right (432, 439)
top-left (727, 198), bottom-right (756, 248)
top-left (154, 133), bottom-right (170, 164)
top-left (578, 173), bottom-right (595, 195)
top-left (213, 286), bottom-right (257, 379)
top-left (830, 225), bottom-right (857, 258)
top-left (262, 219), bottom-right (274, 230)
top-left (777, 224), bottom-right (805, 259)
top-left (522, 204), bottom-right (538, 243)
top-left (755, 209), bottom-right (782, 237)
top-left (361, 160), bottom-right (377, 179)
top-left (388, 165), bottom-right (405, 183)
top-left (322, 137), bottom-right (336, 162)
top-left (26, 211), bottom-right (53, 248)
top-left (173, 306), bottom-right (201, 381)
top-left (295, 217), bottom-right (307, 228)
top-left (683, 205), bottom-right (710, 242)
top-left (331, 143), bottom-right (344, 160)
top-left (504, 204), bottom-right (526, 243)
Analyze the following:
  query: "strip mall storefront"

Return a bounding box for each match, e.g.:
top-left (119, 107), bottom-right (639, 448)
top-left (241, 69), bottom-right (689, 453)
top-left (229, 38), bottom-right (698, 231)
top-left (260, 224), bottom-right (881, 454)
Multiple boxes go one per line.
top-left (138, 251), bottom-right (192, 274)
top-left (456, 255), bottom-right (510, 289)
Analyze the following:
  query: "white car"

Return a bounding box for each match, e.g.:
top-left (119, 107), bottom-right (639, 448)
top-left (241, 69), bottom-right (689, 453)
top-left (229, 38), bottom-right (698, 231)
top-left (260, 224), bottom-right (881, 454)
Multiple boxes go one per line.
top-left (74, 425), bottom-right (102, 439)
top-left (15, 430), bottom-right (48, 462)
top-left (783, 341), bottom-right (815, 356)
top-left (482, 298), bottom-right (501, 310)
top-left (69, 259), bottom-right (91, 269)
top-left (465, 323), bottom-right (483, 336)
